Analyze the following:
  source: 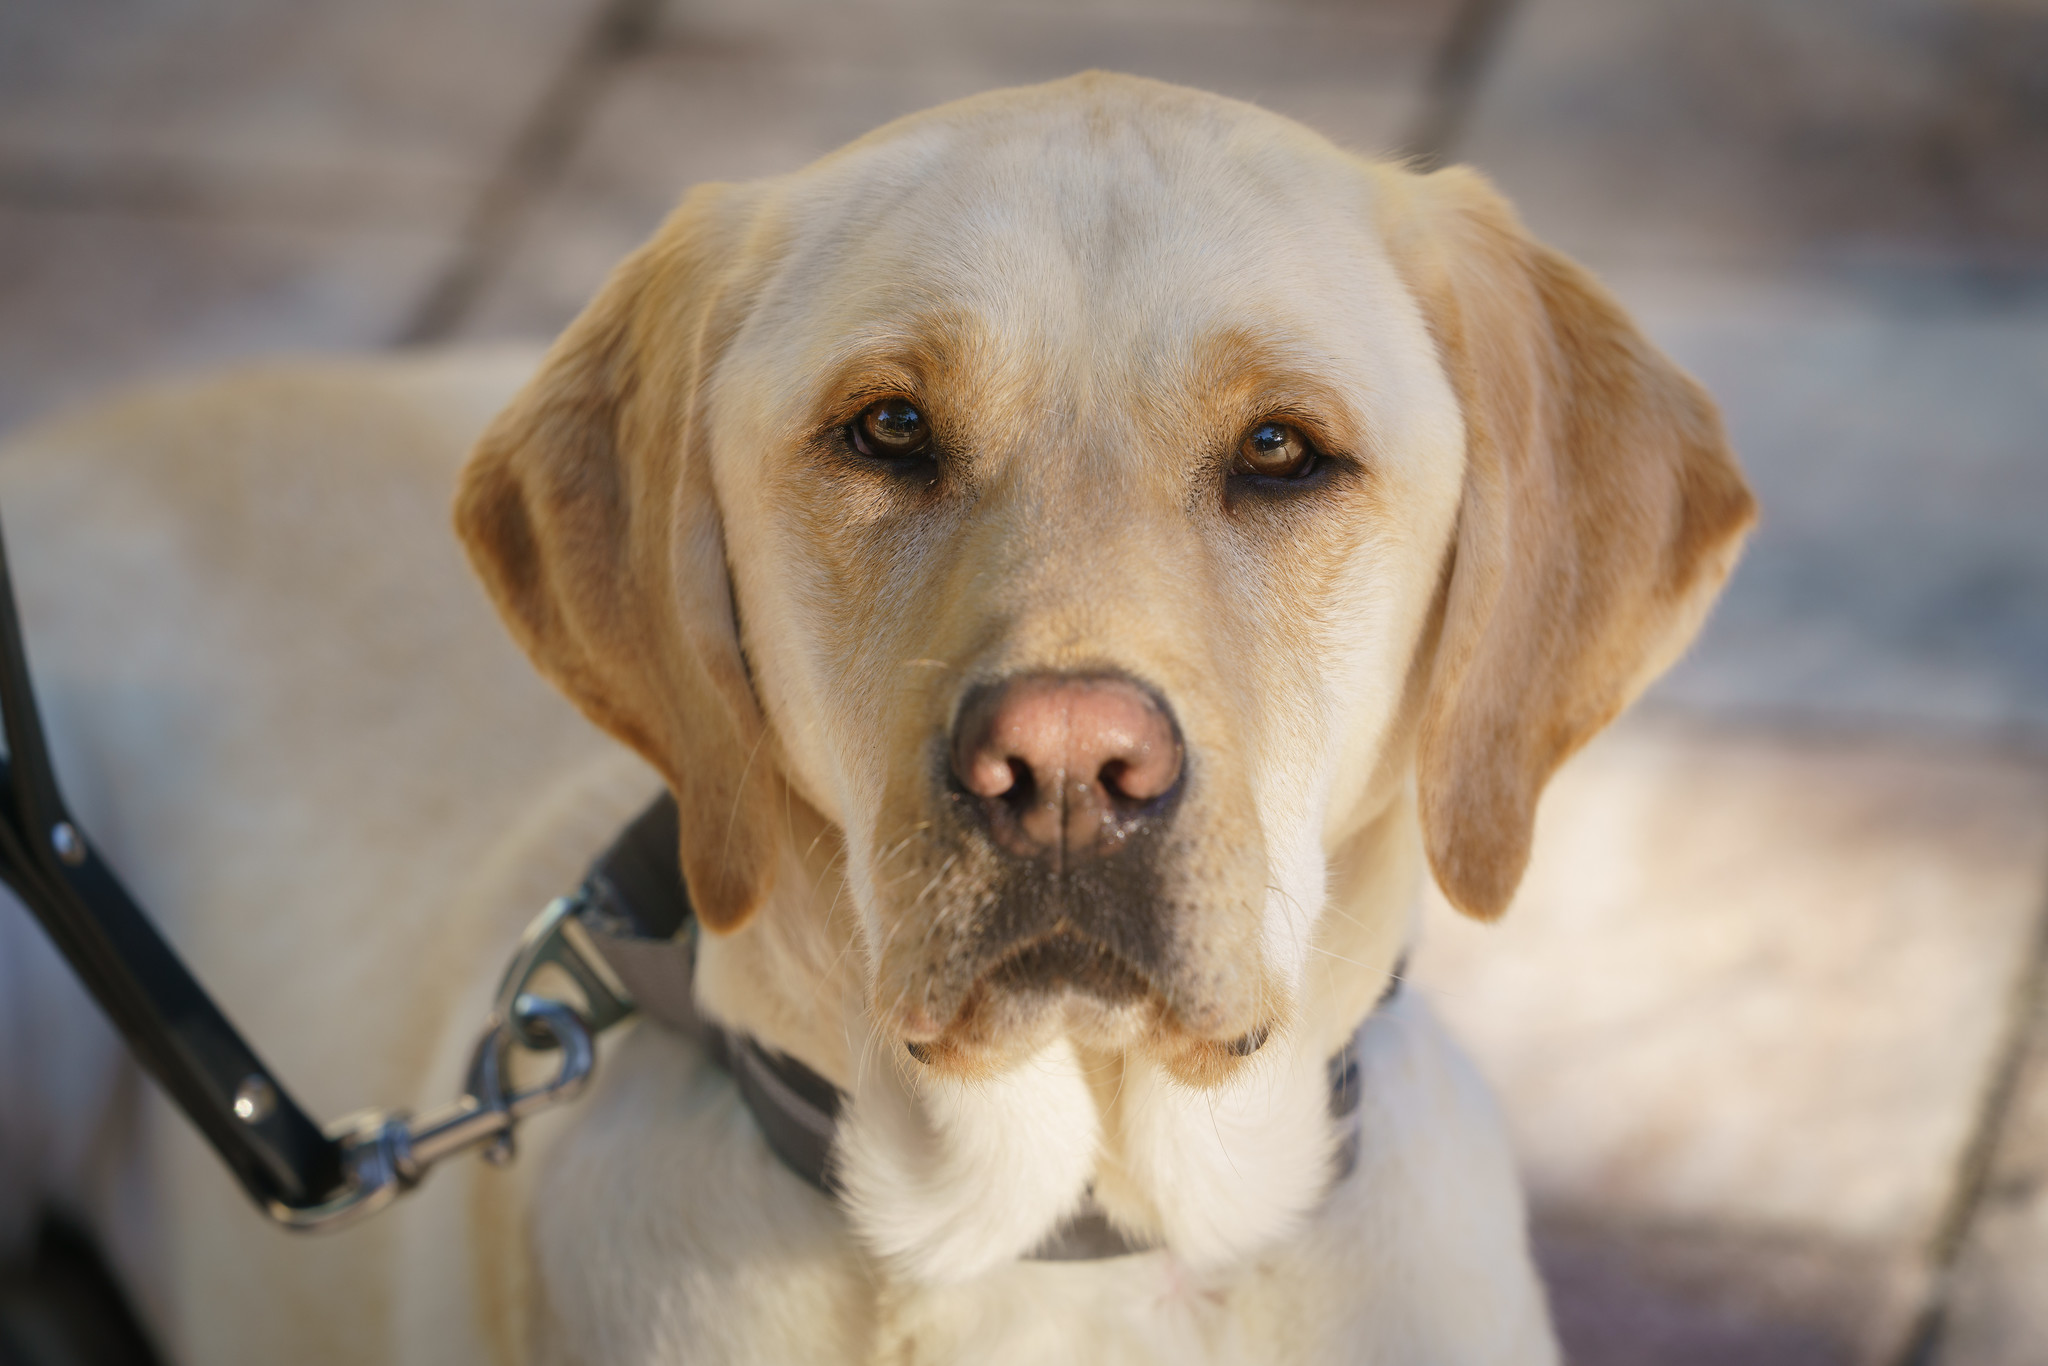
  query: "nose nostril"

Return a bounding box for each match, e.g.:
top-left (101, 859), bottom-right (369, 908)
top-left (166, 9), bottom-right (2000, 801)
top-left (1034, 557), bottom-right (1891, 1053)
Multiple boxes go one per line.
top-left (1098, 758), bottom-right (1151, 808)
top-left (1000, 758), bottom-right (1037, 812)
top-left (1100, 744), bottom-right (1180, 807)
top-left (1098, 758), bottom-right (1129, 802)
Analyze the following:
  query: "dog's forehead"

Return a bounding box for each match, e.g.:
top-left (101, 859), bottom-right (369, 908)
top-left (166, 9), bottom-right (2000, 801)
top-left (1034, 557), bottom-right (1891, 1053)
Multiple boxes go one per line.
top-left (734, 83), bottom-right (1422, 410)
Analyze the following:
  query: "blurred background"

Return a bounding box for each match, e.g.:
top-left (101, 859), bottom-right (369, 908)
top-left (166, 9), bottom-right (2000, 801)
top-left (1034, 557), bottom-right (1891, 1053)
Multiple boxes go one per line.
top-left (1, 0), bottom-right (2044, 1363)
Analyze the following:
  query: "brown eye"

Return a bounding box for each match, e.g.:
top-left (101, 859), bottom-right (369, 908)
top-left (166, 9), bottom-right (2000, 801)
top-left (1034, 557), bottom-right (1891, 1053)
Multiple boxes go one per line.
top-left (1235, 421), bottom-right (1314, 479)
top-left (849, 398), bottom-right (931, 460)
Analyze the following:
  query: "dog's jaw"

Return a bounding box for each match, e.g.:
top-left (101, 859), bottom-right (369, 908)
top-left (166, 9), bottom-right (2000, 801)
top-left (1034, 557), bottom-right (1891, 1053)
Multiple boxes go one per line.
top-left (692, 780), bottom-right (1419, 1284)
top-left (830, 1018), bottom-right (1349, 1282)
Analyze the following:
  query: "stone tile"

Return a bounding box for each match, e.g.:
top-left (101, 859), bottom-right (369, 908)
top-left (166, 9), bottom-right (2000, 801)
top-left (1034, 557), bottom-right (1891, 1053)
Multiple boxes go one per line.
top-left (1940, 965), bottom-right (2048, 1366)
top-left (1412, 717), bottom-right (2048, 1364)
top-left (0, 0), bottom-right (604, 434)
top-left (1459, 0), bottom-right (2048, 273)
top-left (460, 0), bottom-right (1460, 336)
top-left (1626, 276), bottom-right (2048, 738)
top-left (1535, 1214), bottom-right (1900, 1366)
top-left (0, 207), bottom-right (446, 436)
top-left (0, 0), bottom-right (602, 225)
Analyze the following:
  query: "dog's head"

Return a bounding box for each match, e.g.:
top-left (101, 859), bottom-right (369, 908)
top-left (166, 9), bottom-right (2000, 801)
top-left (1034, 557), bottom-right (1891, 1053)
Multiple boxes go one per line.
top-left (457, 74), bottom-right (1752, 1086)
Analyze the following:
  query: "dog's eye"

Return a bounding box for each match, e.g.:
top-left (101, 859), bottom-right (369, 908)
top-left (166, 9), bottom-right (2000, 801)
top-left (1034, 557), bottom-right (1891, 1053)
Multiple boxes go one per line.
top-left (848, 399), bottom-right (931, 460)
top-left (1235, 422), bottom-right (1315, 479)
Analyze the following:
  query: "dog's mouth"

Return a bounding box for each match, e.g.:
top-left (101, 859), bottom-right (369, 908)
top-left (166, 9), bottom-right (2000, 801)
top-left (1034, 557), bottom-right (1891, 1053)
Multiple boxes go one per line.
top-left (981, 926), bottom-right (1154, 1006)
top-left (894, 926), bottom-right (1158, 1059)
top-left (896, 925), bottom-right (1276, 1082)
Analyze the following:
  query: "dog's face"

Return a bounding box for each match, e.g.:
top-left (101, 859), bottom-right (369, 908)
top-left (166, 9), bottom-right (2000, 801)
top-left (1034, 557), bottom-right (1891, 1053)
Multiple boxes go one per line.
top-left (706, 99), bottom-right (1472, 1081)
top-left (457, 75), bottom-right (1753, 1084)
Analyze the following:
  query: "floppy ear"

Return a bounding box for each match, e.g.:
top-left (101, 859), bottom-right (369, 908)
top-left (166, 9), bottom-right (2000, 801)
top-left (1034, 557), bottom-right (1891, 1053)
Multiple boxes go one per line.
top-left (1381, 166), bottom-right (1757, 921)
top-left (454, 183), bottom-right (780, 931)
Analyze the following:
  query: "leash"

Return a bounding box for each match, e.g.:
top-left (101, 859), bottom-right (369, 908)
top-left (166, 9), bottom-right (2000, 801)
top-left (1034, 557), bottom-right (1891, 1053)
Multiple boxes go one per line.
top-left (0, 514), bottom-right (608, 1230)
top-left (0, 518), bottom-right (348, 1219)
top-left (0, 513), bottom-right (1401, 1247)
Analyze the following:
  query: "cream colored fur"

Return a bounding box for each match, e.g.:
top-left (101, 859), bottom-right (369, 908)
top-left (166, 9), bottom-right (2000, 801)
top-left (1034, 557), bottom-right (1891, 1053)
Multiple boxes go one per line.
top-left (0, 73), bottom-right (1751, 1365)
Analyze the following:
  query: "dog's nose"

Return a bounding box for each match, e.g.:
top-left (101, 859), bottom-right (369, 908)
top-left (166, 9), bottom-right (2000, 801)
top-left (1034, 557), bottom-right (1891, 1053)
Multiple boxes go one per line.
top-left (950, 674), bottom-right (1183, 860)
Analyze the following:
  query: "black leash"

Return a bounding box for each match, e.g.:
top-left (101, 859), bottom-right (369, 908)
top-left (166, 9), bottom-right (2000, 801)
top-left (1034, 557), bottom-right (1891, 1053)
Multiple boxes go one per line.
top-left (0, 513), bottom-right (626, 1230)
top-left (0, 517), bottom-right (350, 1218)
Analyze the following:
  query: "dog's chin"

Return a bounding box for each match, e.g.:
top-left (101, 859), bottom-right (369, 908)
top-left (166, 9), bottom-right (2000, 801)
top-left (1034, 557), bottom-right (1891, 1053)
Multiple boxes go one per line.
top-left (894, 930), bottom-right (1279, 1087)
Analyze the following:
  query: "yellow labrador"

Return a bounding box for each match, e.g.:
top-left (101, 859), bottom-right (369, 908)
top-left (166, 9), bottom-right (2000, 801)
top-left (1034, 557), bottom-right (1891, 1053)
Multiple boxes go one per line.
top-left (0, 73), bottom-right (1751, 1365)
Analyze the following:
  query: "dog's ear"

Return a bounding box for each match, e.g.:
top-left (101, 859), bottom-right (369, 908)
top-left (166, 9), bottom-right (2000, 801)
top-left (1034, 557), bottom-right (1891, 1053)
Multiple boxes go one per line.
top-left (1380, 166), bottom-right (1756, 921)
top-left (454, 183), bottom-right (779, 932)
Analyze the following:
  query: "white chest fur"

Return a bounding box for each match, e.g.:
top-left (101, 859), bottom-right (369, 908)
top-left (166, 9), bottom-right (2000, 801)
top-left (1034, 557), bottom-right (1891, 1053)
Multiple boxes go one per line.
top-left (529, 991), bottom-right (1558, 1366)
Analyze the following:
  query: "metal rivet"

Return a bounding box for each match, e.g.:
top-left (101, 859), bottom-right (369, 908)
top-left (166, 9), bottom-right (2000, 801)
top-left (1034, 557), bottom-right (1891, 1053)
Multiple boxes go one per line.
top-left (232, 1074), bottom-right (276, 1124)
top-left (50, 822), bottom-right (86, 867)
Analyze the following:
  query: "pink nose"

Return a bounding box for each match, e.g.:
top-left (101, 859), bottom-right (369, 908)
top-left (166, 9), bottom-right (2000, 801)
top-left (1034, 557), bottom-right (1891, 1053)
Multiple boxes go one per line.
top-left (950, 674), bottom-right (1184, 860)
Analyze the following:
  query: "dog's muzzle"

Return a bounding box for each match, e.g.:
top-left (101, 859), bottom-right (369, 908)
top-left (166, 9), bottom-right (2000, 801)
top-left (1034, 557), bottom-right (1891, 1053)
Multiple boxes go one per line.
top-left (938, 671), bottom-right (1190, 1007)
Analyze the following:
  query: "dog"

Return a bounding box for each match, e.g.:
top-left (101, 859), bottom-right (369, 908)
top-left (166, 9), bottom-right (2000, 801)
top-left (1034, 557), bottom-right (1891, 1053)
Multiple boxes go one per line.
top-left (0, 73), bottom-right (1752, 1364)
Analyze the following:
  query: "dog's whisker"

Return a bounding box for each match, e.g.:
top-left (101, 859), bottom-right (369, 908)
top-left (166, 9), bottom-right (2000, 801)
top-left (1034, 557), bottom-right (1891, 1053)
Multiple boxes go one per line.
top-left (720, 726), bottom-right (775, 869)
top-left (910, 857), bottom-right (961, 944)
top-left (908, 866), bottom-right (962, 962)
top-left (1303, 943), bottom-right (1377, 973)
top-left (871, 822), bottom-right (935, 874)
top-left (1204, 1091), bottom-right (1245, 1185)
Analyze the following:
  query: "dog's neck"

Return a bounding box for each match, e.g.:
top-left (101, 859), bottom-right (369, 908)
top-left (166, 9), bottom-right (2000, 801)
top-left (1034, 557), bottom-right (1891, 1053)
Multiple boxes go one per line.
top-left (692, 788), bottom-right (1417, 1280)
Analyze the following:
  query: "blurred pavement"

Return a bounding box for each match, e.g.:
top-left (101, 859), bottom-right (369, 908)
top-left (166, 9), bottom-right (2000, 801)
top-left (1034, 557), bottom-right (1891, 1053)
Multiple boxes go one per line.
top-left (3, 1), bottom-right (2046, 1363)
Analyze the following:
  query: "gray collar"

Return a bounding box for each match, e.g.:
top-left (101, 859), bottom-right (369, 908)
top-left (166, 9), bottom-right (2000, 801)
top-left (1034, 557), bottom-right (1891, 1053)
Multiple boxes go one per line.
top-left (574, 796), bottom-right (1400, 1262)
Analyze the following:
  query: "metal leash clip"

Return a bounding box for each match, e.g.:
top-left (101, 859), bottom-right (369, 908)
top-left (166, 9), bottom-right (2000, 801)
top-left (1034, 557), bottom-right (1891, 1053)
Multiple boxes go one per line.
top-left (266, 893), bottom-right (638, 1232)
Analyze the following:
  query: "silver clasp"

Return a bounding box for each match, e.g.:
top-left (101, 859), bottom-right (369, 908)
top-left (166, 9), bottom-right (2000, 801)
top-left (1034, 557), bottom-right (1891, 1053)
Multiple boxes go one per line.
top-left (268, 894), bottom-right (634, 1232)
